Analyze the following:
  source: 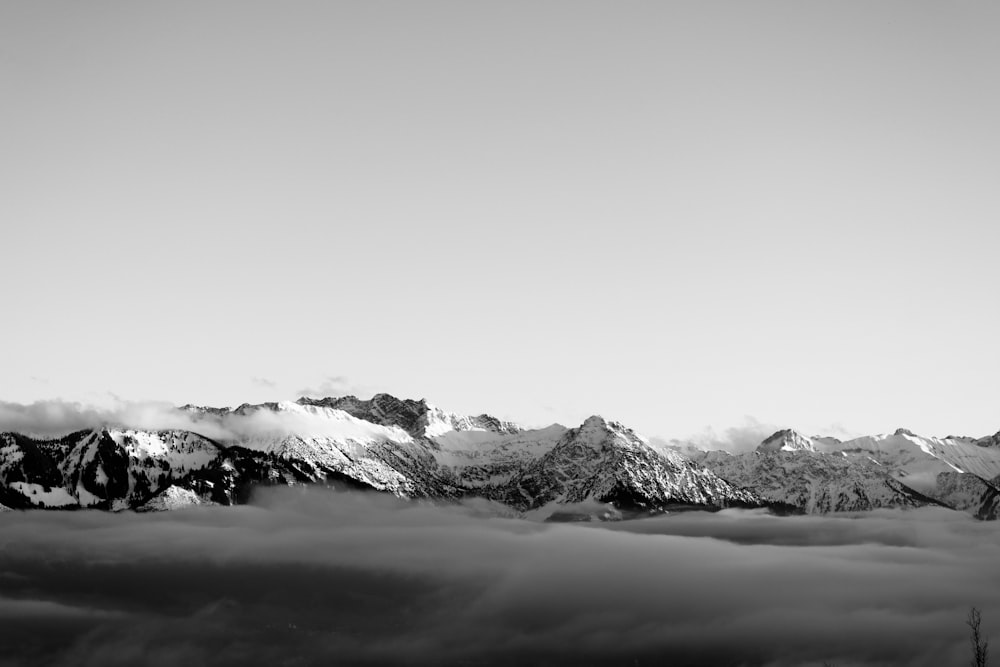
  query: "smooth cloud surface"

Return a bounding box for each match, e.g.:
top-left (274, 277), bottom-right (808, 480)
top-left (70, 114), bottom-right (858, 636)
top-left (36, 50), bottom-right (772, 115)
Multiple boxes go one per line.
top-left (1, 489), bottom-right (999, 666)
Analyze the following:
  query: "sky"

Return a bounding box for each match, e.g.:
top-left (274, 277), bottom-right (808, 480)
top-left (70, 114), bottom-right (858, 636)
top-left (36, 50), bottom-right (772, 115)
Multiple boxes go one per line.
top-left (2, 1), bottom-right (999, 442)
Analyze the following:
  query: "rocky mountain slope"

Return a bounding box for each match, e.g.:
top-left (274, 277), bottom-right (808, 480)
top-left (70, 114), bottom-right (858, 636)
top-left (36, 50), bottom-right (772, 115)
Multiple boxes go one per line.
top-left (697, 446), bottom-right (938, 514)
top-left (0, 395), bottom-right (764, 516)
top-left (813, 429), bottom-right (1000, 492)
top-left (932, 472), bottom-right (1000, 520)
top-left (695, 427), bottom-right (1000, 518)
top-left (501, 416), bottom-right (760, 513)
top-left (4, 395), bottom-right (1000, 520)
top-left (0, 428), bottom-right (222, 510)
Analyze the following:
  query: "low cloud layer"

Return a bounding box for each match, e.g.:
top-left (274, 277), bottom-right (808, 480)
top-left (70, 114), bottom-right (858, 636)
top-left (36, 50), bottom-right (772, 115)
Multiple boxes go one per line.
top-left (0, 400), bottom-right (179, 438)
top-left (0, 399), bottom-right (401, 442)
top-left (1, 489), bottom-right (998, 666)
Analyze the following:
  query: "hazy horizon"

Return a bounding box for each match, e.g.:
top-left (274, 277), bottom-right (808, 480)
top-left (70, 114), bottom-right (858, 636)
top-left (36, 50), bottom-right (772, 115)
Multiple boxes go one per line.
top-left (0, 391), bottom-right (994, 455)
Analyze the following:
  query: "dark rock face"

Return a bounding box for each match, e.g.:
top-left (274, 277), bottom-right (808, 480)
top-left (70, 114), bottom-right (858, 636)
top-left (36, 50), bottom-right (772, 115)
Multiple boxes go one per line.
top-left (296, 394), bottom-right (520, 438)
top-left (935, 472), bottom-right (1000, 520)
top-left (468, 414), bottom-right (521, 435)
top-left (976, 431), bottom-right (1000, 448)
top-left (298, 394), bottom-right (430, 436)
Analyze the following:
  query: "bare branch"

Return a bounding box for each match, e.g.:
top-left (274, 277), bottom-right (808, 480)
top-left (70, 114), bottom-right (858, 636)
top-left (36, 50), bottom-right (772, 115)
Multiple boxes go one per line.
top-left (968, 607), bottom-right (990, 667)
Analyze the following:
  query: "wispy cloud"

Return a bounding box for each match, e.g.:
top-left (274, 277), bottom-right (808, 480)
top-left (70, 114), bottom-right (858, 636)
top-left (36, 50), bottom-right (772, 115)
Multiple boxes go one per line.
top-left (665, 416), bottom-right (783, 453)
top-left (296, 375), bottom-right (362, 398)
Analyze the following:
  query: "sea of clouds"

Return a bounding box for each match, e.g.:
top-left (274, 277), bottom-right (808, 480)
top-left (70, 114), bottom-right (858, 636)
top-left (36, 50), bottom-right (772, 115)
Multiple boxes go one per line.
top-left (2, 487), bottom-right (999, 666)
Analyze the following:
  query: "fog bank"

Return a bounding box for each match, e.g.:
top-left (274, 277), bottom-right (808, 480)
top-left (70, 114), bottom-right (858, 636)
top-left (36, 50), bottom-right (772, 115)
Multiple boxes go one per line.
top-left (1, 489), bottom-right (998, 666)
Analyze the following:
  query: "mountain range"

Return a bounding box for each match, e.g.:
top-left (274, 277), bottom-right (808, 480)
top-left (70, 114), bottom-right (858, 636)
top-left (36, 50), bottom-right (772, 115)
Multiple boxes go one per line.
top-left (2, 393), bottom-right (1000, 520)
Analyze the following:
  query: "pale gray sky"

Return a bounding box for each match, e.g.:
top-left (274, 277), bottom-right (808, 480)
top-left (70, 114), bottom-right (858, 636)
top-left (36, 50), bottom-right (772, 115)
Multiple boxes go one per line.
top-left (2, 1), bottom-right (998, 440)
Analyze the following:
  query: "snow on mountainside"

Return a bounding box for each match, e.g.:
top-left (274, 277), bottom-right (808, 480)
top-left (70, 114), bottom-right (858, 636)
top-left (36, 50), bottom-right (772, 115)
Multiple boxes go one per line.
top-left (225, 401), bottom-right (416, 444)
top-left (698, 447), bottom-right (936, 514)
top-left (0, 396), bottom-right (763, 516)
top-left (432, 424), bottom-right (567, 488)
top-left (215, 400), bottom-right (537, 498)
top-left (181, 397), bottom-right (550, 500)
top-left (811, 429), bottom-right (1000, 493)
top-left (0, 428), bottom-right (224, 509)
top-left (185, 401), bottom-right (440, 497)
top-left (499, 416), bottom-right (762, 513)
top-left (4, 395), bottom-right (1000, 520)
top-left (138, 485), bottom-right (213, 511)
top-left (7, 482), bottom-right (76, 507)
top-left (297, 394), bottom-right (520, 438)
top-left (757, 429), bottom-right (818, 453)
top-left (692, 427), bottom-right (1000, 517)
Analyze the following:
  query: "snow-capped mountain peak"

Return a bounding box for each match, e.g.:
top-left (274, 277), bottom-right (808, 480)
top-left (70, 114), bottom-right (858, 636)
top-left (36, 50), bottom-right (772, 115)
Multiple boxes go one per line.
top-left (8, 391), bottom-right (1000, 521)
top-left (498, 415), bottom-right (761, 513)
top-left (576, 415), bottom-right (616, 445)
top-left (757, 429), bottom-right (818, 453)
top-left (567, 415), bottom-right (664, 456)
top-left (416, 404), bottom-right (521, 438)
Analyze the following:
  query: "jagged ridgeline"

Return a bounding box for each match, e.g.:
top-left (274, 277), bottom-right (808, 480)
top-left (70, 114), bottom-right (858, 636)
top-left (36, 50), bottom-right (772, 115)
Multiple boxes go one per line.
top-left (2, 394), bottom-right (1000, 519)
top-left (694, 428), bottom-right (1000, 518)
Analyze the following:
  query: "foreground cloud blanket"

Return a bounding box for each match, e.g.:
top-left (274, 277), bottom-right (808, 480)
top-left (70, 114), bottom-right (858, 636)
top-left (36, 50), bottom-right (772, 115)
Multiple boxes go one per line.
top-left (1, 489), bottom-right (998, 666)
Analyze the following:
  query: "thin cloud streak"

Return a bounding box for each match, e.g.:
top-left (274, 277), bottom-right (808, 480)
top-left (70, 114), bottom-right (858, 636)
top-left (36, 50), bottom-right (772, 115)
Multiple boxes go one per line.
top-left (296, 375), bottom-right (364, 399)
top-left (665, 416), bottom-right (783, 453)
